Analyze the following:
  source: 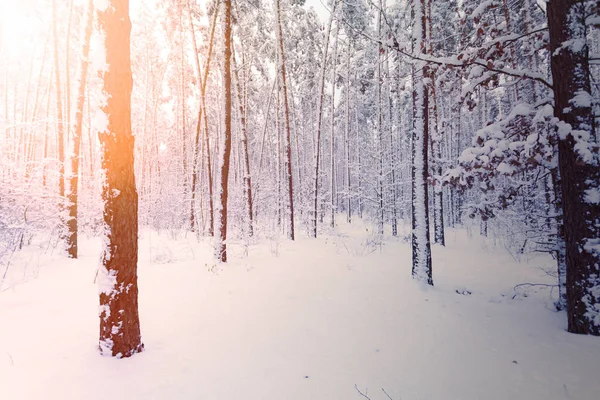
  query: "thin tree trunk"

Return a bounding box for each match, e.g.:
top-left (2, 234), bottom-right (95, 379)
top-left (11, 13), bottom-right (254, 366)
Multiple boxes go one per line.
top-left (187, 0), bottom-right (202, 232)
top-left (500, 0), bottom-right (520, 102)
top-left (426, 0), bottom-right (444, 245)
top-left (550, 166), bottom-right (567, 310)
top-left (189, 0), bottom-right (220, 236)
top-left (288, 76), bottom-right (303, 210)
top-left (65, 0), bottom-right (74, 142)
top-left (216, 0), bottom-right (233, 262)
top-left (22, 47), bottom-right (37, 179)
top-left (386, 74), bottom-right (397, 237)
top-left (139, 44), bottom-right (150, 204)
top-left (43, 74), bottom-right (52, 188)
top-left (312, 0), bottom-right (339, 238)
top-left (275, 0), bottom-right (295, 240)
top-left (179, 11), bottom-right (189, 228)
top-left (411, 0), bottom-right (433, 285)
top-left (430, 80), bottom-right (445, 246)
top-left (66, 0), bottom-right (94, 258)
top-left (345, 41), bottom-right (352, 224)
top-left (232, 43), bottom-right (254, 237)
top-left (330, 22), bottom-right (339, 229)
top-left (276, 84), bottom-right (282, 228)
top-left (376, 7), bottom-right (385, 236)
top-left (355, 75), bottom-right (362, 219)
top-left (21, 47), bottom-right (35, 178)
top-left (52, 0), bottom-right (66, 237)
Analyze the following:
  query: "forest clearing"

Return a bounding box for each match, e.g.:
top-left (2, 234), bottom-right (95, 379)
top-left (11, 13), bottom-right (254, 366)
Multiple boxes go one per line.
top-left (1, 0), bottom-right (599, 398)
top-left (2, 224), bottom-right (600, 399)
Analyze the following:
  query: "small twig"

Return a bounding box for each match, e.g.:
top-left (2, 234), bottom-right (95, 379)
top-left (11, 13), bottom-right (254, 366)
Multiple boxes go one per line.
top-left (382, 387), bottom-right (397, 400)
top-left (6, 352), bottom-right (14, 366)
top-left (512, 282), bottom-right (558, 299)
top-left (343, 242), bottom-right (350, 255)
top-left (355, 385), bottom-right (371, 400)
top-left (0, 261), bottom-right (11, 292)
top-left (514, 283), bottom-right (558, 290)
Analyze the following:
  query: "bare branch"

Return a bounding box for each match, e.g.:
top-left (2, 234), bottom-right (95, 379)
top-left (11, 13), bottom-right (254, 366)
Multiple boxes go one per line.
top-left (355, 385), bottom-right (372, 400)
top-left (514, 282), bottom-right (558, 290)
top-left (382, 387), bottom-right (398, 400)
top-left (327, 0), bottom-right (553, 90)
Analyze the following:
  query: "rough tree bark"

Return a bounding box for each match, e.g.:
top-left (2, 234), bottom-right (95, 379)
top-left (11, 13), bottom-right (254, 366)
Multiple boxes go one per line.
top-left (547, 0), bottom-right (600, 335)
top-left (97, 0), bottom-right (144, 357)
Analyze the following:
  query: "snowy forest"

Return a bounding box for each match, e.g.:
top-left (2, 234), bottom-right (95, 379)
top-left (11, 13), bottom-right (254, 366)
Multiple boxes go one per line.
top-left (1, 0), bottom-right (599, 399)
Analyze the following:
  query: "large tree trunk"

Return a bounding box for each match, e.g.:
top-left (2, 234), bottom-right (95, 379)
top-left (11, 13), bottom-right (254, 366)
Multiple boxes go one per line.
top-left (216, 0), bottom-right (233, 262)
top-left (411, 0), bottom-right (433, 285)
top-left (66, 0), bottom-right (94, 259)
top-left (547, 0), bottom-right (600, 335)
top-left (97, 0), bottom-right (144, 357)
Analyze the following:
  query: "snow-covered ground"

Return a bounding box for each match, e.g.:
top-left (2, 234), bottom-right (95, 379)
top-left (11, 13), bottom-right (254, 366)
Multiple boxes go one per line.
top-left (1, 222), bottom-right (599, 400)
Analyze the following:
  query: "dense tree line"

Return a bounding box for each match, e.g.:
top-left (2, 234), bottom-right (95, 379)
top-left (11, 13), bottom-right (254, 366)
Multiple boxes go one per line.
top-left (1, 0), bottom-right (598, 357)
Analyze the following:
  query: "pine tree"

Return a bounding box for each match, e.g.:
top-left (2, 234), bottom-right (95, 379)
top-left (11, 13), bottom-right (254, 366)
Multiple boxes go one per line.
top-left (547, 0), bottom-right (600, 335)
top-left (312, 0), bottom-right (339, 238)
top-left (411, 0), bottom-right (433, 285)
top-left (275, 0), bottom-right (295, 240)
top-left (97, 0), bottom-right (144, 357)
top-left (216, 0), bottom-right (233, 262)
top-left (66, 0), bottom-right (94, 259)
top-left (52, 0), bottom-right (66, 249)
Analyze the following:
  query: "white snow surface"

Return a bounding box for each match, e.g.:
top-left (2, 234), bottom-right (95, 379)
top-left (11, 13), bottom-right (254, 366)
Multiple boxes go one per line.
top-left (1, 223), bottom-right (600, 400)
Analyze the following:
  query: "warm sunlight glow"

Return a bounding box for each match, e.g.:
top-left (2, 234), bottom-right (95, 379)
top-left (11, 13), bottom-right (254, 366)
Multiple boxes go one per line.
top-left (0, 1), bottom-right (44, 58)
top-left (0, 0), bottom-right (598, 396)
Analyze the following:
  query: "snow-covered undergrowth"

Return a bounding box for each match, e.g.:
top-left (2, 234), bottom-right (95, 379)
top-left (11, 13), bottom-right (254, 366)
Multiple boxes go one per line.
top-left (1, 222), bottom-right (599, 400)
